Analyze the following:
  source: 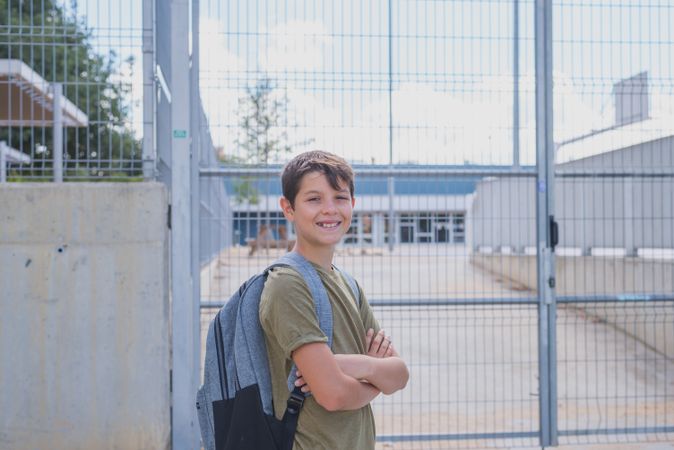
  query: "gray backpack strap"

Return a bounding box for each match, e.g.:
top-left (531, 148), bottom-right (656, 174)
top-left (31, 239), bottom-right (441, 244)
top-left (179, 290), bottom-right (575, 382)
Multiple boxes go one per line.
top-left (333, 265), bottom-right (361, 307)
top-left (233, 274), bottom-right (275, 413)
top-left (269, 252), bottom-right (333, 393)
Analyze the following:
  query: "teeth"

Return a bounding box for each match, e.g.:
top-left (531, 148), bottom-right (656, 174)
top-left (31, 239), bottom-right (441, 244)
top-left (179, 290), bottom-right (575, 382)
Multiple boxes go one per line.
top-left (318, 222), bottom-right (339, 228)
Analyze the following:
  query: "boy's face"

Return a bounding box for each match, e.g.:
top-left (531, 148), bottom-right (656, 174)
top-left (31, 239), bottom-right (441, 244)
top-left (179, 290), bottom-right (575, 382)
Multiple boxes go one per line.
top-left (280, 171), bottom-right (355, 249)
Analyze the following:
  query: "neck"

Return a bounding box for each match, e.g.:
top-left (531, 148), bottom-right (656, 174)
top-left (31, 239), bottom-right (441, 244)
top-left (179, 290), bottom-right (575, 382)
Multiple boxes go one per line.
top-left (292, 241), bottom-right (334, 271)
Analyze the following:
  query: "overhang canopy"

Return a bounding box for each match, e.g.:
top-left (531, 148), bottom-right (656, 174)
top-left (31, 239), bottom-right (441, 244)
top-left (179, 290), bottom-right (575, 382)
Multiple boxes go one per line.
top-left (0, 59), bottom-right (88, 127)
top-left (0, 142), bottom-right (31, 164)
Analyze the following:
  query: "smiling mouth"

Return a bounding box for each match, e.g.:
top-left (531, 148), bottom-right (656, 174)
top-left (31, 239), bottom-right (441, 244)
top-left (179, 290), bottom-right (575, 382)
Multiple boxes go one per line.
top-left (317, 221), bottom-right (341, 229)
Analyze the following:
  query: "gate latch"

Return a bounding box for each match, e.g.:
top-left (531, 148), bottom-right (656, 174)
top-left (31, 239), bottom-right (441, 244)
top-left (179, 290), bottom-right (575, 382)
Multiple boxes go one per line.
top-left (549, 215), bottom-right (559, 251)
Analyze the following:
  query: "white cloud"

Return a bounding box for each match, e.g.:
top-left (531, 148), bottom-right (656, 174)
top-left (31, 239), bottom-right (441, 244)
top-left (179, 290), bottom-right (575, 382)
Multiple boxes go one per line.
top-left (198, 18), bottom-right (247, 151)
top-left (195, 18), bottom-right (632, 166)
top-left (259, 21), bottom-right (332, 73)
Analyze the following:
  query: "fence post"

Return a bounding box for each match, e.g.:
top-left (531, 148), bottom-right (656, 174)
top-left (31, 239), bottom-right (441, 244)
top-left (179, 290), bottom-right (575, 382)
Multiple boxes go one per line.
top-left (535, 0), bottom-right (558, 447)
top-left (190, 0), bottom-right (202, 430)
top-left (0, 141), bottom-right (7, 183)
top-left (169, 0), bottom-right (199, 448)
top-left (513, 0), bottom-right (520, 168)
top-left (142, 0), bottom-right (156, 180)
top-left (386, 0), bottom-right (396, 252)
top-left (52, 83), bottom-right (63, 182)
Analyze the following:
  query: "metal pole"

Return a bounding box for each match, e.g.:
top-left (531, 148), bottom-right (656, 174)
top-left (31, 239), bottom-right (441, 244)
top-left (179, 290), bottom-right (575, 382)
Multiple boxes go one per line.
top-left (53, 83), bottom-right (63, 182)
top-left (534, 0), bottom-right (557, 447)
top-left (190, 0), bottom-right (203, 439)
top-left (142, 0), bottom-right (156, 179)
top-left (387, 0), bottom-right (395, 252)
top-left (0, 141), bottom-right (7, 183)
top-left (513, 0), bottom-right (520, 168)
top-left (170, 0), bottom-right (199, 447)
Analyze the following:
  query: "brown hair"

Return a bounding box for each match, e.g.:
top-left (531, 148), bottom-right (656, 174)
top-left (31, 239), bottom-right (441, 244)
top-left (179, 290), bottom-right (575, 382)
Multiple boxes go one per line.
top-left (281, 150), bottom-right (355, 207)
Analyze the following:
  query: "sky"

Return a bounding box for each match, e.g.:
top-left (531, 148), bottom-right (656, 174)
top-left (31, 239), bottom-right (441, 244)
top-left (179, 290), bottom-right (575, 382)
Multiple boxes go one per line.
top-left (75, 0), bottom-right (674, 166)
top-left (197, 0), bottom-right (674, 166)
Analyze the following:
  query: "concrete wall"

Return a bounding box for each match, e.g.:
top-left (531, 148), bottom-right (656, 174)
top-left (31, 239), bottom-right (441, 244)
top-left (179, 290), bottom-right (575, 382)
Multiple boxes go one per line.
top-left (0, 183), bottom-right (170, 450)
top-left (470, 254), bottom-right (674, 358)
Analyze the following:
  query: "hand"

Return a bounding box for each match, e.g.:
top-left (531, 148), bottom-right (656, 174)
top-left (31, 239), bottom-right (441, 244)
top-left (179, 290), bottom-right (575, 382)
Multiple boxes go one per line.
top-left (294, 369), bottom-right (311, 394)
top-left (365, 328), bottom-right (395, 358)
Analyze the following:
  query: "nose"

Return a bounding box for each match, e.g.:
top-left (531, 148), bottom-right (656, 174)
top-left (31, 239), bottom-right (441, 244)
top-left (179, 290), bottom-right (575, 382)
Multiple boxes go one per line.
top-left (321, 199), bottom-right (338, 214)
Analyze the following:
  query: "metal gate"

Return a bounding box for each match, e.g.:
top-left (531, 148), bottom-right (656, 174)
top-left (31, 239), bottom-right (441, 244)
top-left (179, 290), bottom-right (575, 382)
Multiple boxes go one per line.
top-left (161, 0), bottom-right (674, 447)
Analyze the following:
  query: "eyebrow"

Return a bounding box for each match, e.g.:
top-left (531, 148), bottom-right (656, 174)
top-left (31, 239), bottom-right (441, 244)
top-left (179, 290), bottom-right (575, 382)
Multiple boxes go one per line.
top-left (302, 188), bottom-right (349, 195)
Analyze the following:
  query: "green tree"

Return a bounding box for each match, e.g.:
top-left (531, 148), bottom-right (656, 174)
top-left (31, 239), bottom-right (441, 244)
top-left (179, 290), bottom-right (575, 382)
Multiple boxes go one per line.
top-left (229, 77), bottom-right (311, 204)
top-left (0, 0), bottom-right (140, 179)
top-left (227, 77), bottom-right (313, 250)
top-left (236, 77), bottom-right (292, 166)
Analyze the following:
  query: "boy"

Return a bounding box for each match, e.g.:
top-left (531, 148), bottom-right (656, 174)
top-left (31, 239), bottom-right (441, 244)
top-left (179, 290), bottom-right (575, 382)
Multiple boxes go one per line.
top-left (259, 150), bottom-right (409, 450)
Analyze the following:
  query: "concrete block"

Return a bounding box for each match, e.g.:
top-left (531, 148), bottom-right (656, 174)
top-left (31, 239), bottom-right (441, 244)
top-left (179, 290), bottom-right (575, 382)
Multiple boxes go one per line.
top-left (0, 183), bottom-right (170, 450)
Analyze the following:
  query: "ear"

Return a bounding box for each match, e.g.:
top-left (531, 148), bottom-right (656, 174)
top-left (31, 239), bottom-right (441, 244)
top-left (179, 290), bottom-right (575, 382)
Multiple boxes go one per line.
top-left (280, 197), bottom-right (295, 221)
top-left (351, 196), bottom-right (356, 209)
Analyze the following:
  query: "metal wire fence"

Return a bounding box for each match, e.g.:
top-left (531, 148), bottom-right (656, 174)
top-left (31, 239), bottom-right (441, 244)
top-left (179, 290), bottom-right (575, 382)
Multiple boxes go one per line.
top-left (557, 301), bottom-right (674, 446)
top-left (550, 1), bottom-right (674, 445)
top-left (196, 0), bottom-right (674, 448)
top-left (7, 0), bottom-right (669, 447)
top-left (0, 0), bottom-right (145, 181)
top-left (199, 171), bottom-right (545, 449)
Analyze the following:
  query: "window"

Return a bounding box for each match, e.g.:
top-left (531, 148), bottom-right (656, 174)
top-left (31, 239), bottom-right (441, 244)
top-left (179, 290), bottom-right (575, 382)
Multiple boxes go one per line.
top-left (452, 214), bottom-right (465, 243)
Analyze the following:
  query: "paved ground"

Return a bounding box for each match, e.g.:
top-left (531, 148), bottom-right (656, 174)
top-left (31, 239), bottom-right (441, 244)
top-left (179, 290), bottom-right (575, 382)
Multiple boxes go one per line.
top-left (201, 245), bottom-right (674, 449)
top-left (375, 440), bottom-right (674, 450)
top-left (380, 444), bottom-right (674, 450)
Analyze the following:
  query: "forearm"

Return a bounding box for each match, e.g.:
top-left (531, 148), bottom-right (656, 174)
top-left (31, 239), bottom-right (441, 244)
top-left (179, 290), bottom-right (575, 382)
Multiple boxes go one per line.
top-left (335, 354), bottom-right (409, 395)
top-left (330, 379), bottom-right (381, 411)
top-left (292, 342), bottom-right (383, 412)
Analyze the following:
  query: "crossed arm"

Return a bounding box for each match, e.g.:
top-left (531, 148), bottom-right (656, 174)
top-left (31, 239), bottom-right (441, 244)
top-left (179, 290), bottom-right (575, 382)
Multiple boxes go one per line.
top-left (291, 329), bottom-right (409, 412)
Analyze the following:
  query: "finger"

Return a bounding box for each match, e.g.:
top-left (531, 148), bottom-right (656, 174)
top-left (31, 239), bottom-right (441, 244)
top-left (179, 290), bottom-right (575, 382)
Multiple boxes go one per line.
top-left (370, 329), bottom-right (386, 354)
top-left (296, 369), bottom-right (302, 377)
top-left (365, 328), bottom-right (374, 351)
top-left (378, 335), bottom-right (392, 356)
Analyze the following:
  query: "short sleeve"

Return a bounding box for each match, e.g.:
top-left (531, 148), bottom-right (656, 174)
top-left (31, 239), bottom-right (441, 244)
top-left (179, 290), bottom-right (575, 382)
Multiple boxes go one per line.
top-left (259, 267), bottom-right (329, 359)
top-left (356, 280), bottom-right (381, 335)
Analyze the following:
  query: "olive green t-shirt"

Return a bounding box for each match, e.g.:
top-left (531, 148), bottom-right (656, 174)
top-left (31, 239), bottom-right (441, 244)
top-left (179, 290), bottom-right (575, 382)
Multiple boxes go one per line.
top-left (259, 263), bottom-right (380, 450)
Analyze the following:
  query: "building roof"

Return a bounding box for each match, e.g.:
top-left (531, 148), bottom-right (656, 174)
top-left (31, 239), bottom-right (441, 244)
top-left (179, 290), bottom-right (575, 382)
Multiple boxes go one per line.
top-left (0, 59), bottom-right (88, 127)
top-left (556, 115), bottom-right (674, 165)
top-left (223, 164), bottom-right (485, 196)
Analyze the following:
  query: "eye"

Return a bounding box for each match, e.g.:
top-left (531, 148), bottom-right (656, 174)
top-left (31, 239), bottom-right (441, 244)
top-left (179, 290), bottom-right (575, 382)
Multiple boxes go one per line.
top-left (336, 195), bottom-right (350, 201)
top-left (307, 197), bottom-right (320, 202)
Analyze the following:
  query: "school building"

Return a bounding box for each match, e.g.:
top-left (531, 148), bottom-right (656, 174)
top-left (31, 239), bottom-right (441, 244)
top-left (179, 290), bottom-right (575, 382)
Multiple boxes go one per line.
top-left (226, 168), bottom-right (480, 247)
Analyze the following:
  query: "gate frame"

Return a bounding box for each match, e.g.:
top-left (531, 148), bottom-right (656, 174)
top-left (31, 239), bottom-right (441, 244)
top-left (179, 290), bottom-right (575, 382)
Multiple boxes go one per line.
top-left (534, 0), bottom-right (558, 447)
